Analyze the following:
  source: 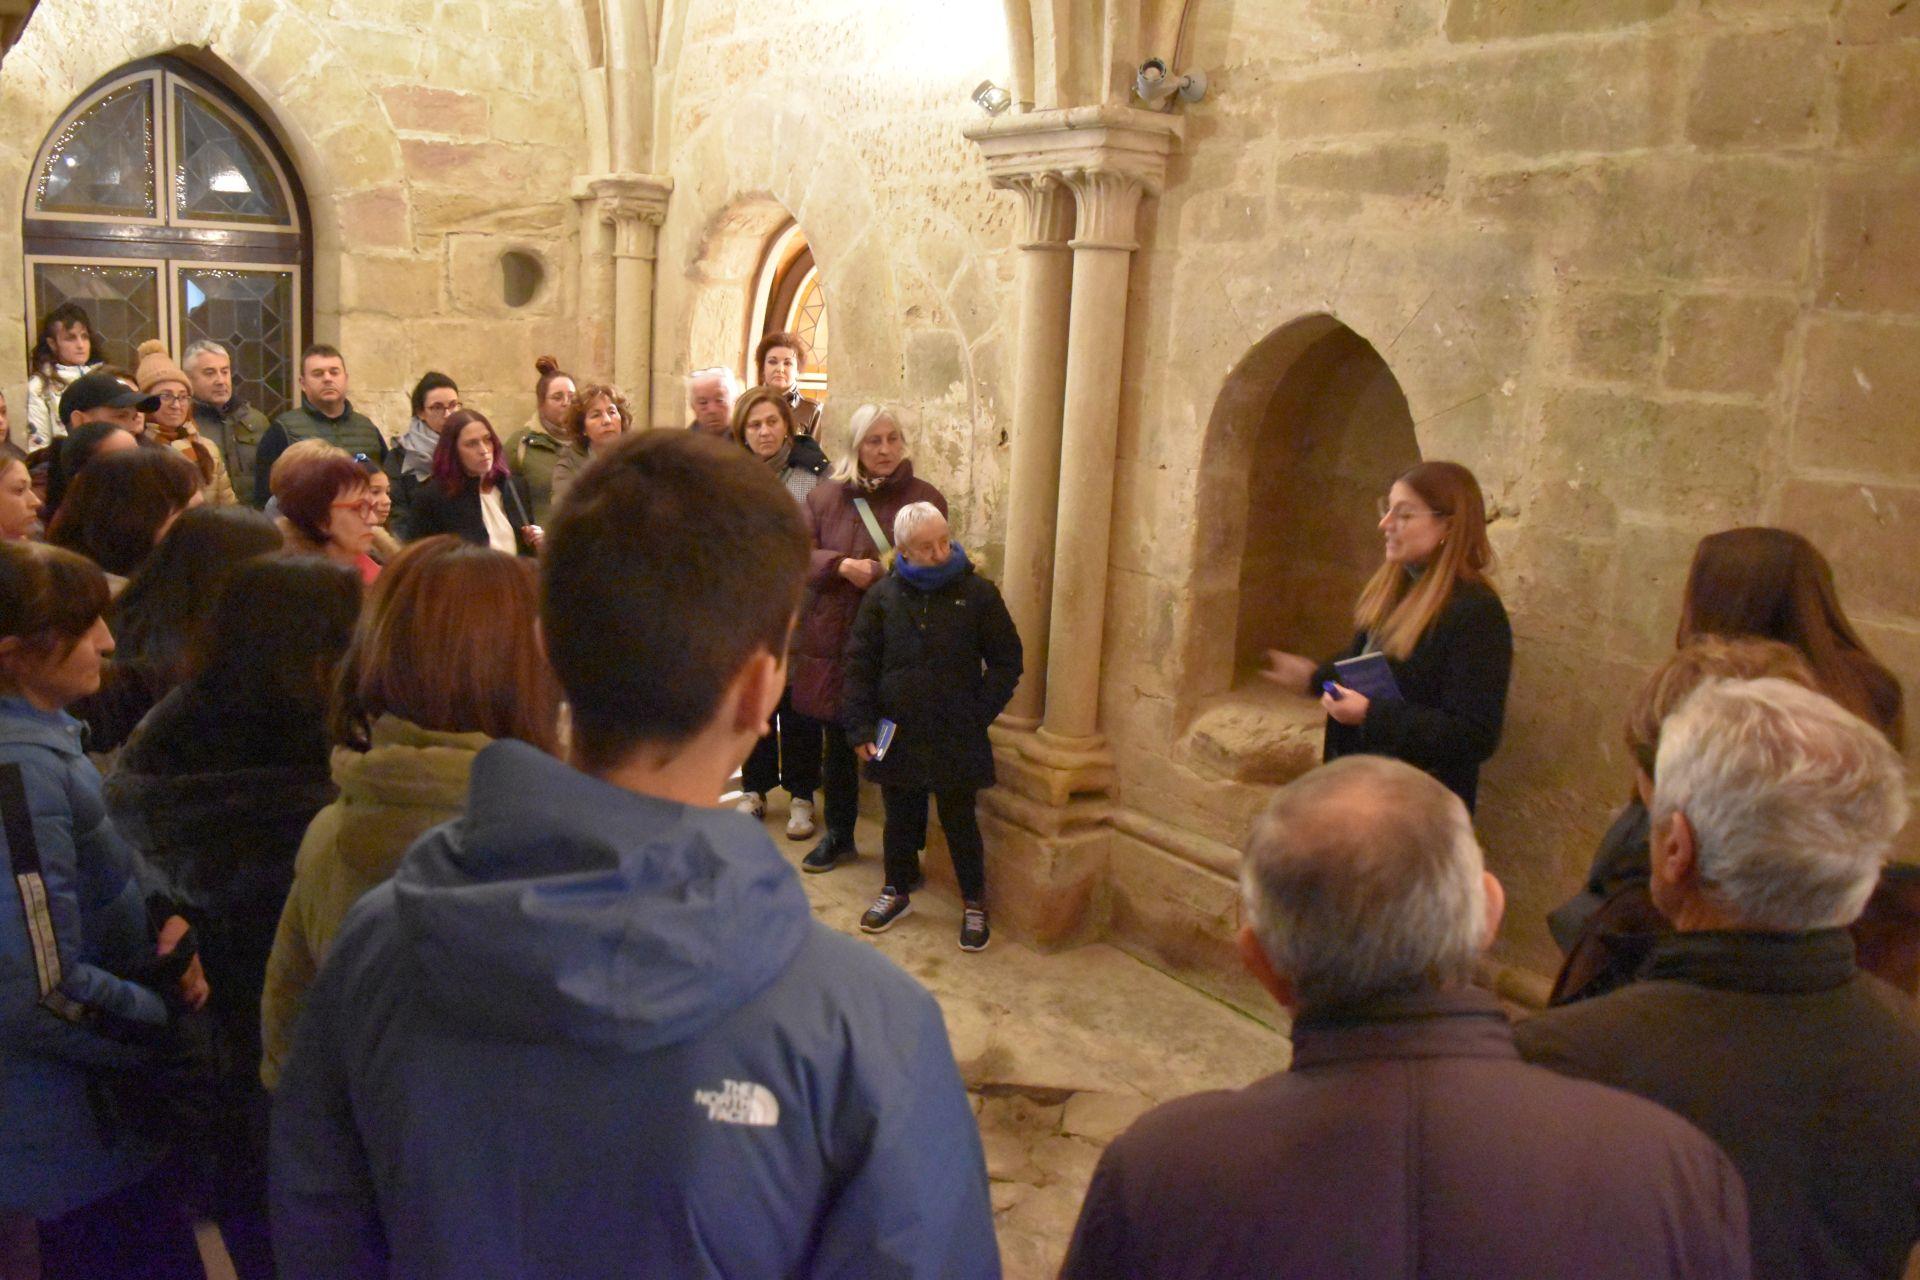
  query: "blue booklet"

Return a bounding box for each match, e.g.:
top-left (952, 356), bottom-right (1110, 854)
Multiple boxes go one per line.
top-left (1331, 652), bottom-right (1403, 703)
top-left (872, 719), bottom-right (898, 761)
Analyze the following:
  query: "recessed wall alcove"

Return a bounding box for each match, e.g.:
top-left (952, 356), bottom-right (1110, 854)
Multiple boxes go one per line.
top-left (1177, 314), bottom-right (1420, 784)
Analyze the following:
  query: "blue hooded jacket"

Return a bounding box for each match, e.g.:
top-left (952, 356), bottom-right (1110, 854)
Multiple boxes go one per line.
top-left (271, 740), bottom-right (999, 1279)
top-left (0, 697), bottom-right (169, 1218)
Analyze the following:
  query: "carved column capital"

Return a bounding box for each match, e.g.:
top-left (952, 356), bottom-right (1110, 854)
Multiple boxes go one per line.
top-left (1004, 173), bottom-right (1075, 250)
top-left (572, 173), bottom-right (673, 261)
top-left (966, 106), bottom-right (1177, 254)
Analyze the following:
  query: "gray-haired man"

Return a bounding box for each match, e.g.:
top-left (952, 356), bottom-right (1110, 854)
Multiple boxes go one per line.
top-left (185, 340), bottom-right (271, 507)
top-left (687, 367), bottom-right (739, 438)
top-left (1062, 754), bottom-right (1750, 1279)
top-left (1518, 678), bottom-right (1920, 1280)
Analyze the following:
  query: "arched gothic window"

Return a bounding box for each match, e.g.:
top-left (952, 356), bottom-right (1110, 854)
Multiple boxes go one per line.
top-left (749, 222), bottom-right (830, 403)
top-left (23, 57), bottom-right (311, 419)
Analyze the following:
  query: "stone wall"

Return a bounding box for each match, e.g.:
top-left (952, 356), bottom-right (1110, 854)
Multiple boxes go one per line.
top-left (649, 0), bottom-right (1017, 561)
top-left (0, 0), bottom-right (590, 440)
top-left (1103, 0), bottom-right (1920, 989)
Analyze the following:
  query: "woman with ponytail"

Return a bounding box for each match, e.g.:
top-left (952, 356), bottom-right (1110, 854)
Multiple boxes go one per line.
top-left (504, 356), bottom-right (574, 524)
top-left (1263, 460), bottom-right (1513, 811)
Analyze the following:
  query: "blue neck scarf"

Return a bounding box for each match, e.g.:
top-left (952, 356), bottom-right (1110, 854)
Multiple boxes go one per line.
top-left (896, 543), bottom-right (973, 592)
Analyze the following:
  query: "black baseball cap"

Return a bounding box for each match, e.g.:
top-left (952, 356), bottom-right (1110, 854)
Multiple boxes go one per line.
top-left (58, 371), bottom-right (161, 425)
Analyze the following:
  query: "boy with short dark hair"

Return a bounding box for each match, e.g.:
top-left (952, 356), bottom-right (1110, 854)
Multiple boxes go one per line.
top-left (271, 431), bottom-right (998, 1279)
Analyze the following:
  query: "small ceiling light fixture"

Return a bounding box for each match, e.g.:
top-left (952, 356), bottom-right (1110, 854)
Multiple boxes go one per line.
top-left (972, 80), bottom-right (1013, 116)
top-left (1134, 57), bottom-right (1206, 108)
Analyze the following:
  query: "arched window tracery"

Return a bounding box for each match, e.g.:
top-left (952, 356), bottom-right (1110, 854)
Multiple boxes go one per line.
top-left (23, 57), bottom-right (311, 419)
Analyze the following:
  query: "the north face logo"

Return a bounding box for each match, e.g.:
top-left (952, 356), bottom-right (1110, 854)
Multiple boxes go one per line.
top-left (693, 1079), bottom-right (780, 1127)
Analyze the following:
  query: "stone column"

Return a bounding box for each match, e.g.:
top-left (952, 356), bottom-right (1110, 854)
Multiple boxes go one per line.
top-left (578, 173), bottom-right (671, 403)
top-left (1037, 168), bottom-right (1147, 750)
top-left (996, 175), bottom-right (1075, 729)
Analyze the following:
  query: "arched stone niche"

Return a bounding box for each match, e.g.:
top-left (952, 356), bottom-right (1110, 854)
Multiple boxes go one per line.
top-left (1233, 325), bottom-right (1419, 678)
top-left (1176, 313), bottom-right (1419, 784)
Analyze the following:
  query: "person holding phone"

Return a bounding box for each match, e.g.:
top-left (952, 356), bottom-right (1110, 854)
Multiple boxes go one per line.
top-left (1263, 461), bottom-right (1512, 812)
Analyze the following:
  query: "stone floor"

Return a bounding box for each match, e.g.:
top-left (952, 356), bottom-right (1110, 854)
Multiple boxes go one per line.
top-left (766, 801), bottom-right (1293, 1279)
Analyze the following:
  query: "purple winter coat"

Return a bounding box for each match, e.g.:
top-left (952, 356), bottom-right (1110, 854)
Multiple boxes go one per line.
top-left (1062, 989), bottom-right (1751, 1280)
top-left (791, 464), bottom-right (945, 722)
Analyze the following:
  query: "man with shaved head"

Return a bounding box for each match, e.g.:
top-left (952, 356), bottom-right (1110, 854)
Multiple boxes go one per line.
top-left (1061, 755), bottom-right (1751, 1279)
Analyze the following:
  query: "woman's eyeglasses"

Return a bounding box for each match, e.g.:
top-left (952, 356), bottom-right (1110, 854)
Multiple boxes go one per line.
top-left (1376, 497), bottom-right (1447, 523)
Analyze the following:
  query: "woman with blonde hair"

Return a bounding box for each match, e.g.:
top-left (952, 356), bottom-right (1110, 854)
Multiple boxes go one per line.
top-left (261, 535), bottom-right (561, 1089)
top-left (790, 404), bottom-right (946, 871)
top-left (1264, 460), bottom-right (1513, 811)
top-left (548, 383), bottom-right (633, 511)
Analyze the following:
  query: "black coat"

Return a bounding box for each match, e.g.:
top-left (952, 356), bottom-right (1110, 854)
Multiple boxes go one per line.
top-left (103, 684), bottom-right (337, 1071)
top-left (1313, 578), bottom-right (1513, 811)
top-left (406, 474), bottom-right (538, 556)
top-left (841, 566), bottom-right (1022, 792)
top-left (1517, 930), bottom-right (1920, 1280)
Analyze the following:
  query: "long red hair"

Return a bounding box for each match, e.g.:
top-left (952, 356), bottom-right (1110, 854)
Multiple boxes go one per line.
top-left (1354, 461), bottom-right (1496, 659)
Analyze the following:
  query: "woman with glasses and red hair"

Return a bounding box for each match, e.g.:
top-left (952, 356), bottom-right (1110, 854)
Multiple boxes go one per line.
top-left (274, 452), bottom-right (384, 585)
top-left (405, 410), bottom-right (540, 557)
top-left (1263, 460), bottom-right (1513, 813)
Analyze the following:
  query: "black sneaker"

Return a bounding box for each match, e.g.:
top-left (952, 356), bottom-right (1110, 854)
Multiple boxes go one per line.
top-left (801, 831), bottom-right (857, 874)
top-left (860, 888), bottom-right (912, 933)
top-left (960, 903), bottom-right (990, 952)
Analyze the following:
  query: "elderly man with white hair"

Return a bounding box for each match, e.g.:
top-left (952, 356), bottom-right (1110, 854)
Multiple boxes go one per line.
top-left (1061, 754), bottom-right (1751, 1279)
top-left (185, 339), bottom-right (271, 506)
top-left (1518, 678), bottom-right (1920, 1280)
top-left (685, 366), bottom-right (739, 438)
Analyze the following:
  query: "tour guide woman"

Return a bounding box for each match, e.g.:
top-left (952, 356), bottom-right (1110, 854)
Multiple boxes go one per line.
top-left (1264, 460), bottom-right (1512, 811)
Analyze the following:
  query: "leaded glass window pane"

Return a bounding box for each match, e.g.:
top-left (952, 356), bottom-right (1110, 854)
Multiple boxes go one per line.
top-left (172, 84), bottom-right (291, 226)
top-left (789, 271), bottom-right (830, 403)
top-left (30, 262), bottom-right (162, 371)
top-left (178, 268), bottom-right (297, 421)
top-left (34, 80), bottom-right (159, 219)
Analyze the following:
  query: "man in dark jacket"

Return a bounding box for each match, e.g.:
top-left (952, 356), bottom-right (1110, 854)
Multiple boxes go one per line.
top-left (1518, 678), bottom-right (1920, 1280)
top-left (843, 503), bottom-right (1021, 951)
top-left (252, 344), bottom-right (386, 506)
top-left (271, 431), bottom-right (997, 1280)
top-left (1061, 754), bottom-right (1751, 1280)
top-left (183, 340), bottom-right (270, 506)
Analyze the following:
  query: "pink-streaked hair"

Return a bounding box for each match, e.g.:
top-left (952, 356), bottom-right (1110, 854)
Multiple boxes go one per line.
top-left (433, 409), bottom-right (510, 495)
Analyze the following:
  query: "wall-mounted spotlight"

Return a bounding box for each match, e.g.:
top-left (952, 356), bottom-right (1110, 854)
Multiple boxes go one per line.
top-left (972, 80), bottom-right (1013, 116)
top-left (1134, 57), bottom-right (1206, 108)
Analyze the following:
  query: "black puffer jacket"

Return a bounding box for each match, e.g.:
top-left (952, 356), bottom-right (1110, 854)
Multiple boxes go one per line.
top-left (841, 564), bottom-right (1022, 792)
top-left (103, 685), bottom-right (336, 1068)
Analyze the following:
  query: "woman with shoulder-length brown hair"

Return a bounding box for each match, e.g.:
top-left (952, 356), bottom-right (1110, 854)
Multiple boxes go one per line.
top-left (1264, 460), bottom-right (1514, 811)
top-left (1677, 527), bottom-right (1904, 747)
top-left (547, 382), bottom-right (633, 512)
top-left (1553, 525), bottom-right (1920, 996)
top-left (260, 535), bottom-right (562, 1089)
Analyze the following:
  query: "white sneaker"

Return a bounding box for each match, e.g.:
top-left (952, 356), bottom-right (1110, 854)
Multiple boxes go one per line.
top-left (736, 792), bottom-right (767, 820)
top-left (786, 797), bottom-right (817, 840)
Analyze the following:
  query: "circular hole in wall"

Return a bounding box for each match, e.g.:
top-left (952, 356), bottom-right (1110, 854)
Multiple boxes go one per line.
top-left (500, 250), bottom-right (545, 308)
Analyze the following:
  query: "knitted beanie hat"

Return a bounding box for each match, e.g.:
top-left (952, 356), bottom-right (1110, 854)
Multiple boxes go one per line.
top-left (135, 338), bottom-right (191, 395)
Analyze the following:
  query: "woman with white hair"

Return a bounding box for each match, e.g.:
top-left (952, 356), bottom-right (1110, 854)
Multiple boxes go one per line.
top-left (789, 405), bottom-right (946, 875)
top-left (841, 502), bottom-right (1021, 950)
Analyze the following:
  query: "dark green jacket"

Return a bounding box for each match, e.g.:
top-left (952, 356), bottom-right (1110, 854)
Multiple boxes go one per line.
top-left (193, 397), bottom-right (271, 508)
top-left (503, 420), bottom-right (565, 525)
top-left (1517, 930), bottom-right (1920, 1280)
top-left (253, 400), bottom-right (386, 506)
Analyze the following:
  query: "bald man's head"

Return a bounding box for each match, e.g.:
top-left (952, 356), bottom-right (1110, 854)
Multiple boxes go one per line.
top-left (1240, 757), bottom-right (1498, 1014)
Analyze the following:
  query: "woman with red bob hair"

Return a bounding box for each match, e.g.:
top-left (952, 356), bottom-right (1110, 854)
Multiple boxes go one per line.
top-left (275, 452), bottom-right (382, 585)
top-left (405, 409), bottom-right (539, 556)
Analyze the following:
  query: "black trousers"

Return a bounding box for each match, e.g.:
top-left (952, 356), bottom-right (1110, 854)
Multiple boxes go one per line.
top-left (741, 691), bottom-right (821, 801)
top-left (882, 785), bottom-right (986, 902)
top-left (784, 710), bottom-right (860, 840)
top-left (37, 1162), bottom-right (204, 1280)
